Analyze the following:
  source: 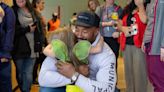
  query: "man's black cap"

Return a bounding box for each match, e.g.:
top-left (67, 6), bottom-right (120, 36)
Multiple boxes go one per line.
top-left (75, 11), bottom-right (100, 28)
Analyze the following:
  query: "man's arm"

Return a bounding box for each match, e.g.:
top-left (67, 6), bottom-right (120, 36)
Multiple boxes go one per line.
top-left (1, 6), bottom-right (15, 59)
top-left (75, 56), bottom-right (116, 92)
top-left (38, 57), bottom-right (71, 87)
top-left (57, 53), bottom-right (116, 92)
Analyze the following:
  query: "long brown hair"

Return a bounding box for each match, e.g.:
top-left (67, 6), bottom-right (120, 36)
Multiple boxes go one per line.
top-left (121, 0), bottom-right (148, 18)
top-left (47, 27), bottom-right (82, 67)
top-left (88, 0), bottom-right (100, 12)
top-left (32, 0), bottom-right (41, 8)
top-left (12, 0), bottom-right (34, 13)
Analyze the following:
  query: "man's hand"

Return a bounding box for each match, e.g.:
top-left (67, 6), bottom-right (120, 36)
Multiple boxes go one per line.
top-left (161, 48), bottom-right (164, 62)
top-left (56, 62), bottom-right (76, 79)
top-left (76, 65), bottom-right (89, 77)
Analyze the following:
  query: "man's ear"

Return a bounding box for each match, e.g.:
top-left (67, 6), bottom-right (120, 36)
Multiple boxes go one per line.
top-left (94, 27), bottom-right (99, 36)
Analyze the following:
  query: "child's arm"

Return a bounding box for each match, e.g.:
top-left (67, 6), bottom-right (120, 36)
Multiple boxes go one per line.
top-left (90, 36), bottom-right (104, 54)
top-left (43, 44), bottom-right (56, 58)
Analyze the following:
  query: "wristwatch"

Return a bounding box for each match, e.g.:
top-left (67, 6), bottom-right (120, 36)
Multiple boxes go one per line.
top-left (71, 72), bottom-right (79, 83)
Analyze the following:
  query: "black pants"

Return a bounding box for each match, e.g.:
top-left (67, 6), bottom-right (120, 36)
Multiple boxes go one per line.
top-left (33, 53), bottom-right (46, 82)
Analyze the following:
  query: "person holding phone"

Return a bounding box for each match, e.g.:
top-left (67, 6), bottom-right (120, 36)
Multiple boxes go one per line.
top-left (12, 0), bottom-right (45, 92)
top-left (117, 0), bottom-right (148, 92)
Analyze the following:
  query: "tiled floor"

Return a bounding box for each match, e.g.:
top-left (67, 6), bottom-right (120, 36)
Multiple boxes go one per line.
top-left (11, 58), bottom-right (130, 92)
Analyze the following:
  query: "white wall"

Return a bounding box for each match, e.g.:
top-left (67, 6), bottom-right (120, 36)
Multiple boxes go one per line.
top-left (42, 0), bottom-right (89, 26)
top-left (42, 0), bottom-right (129, 26)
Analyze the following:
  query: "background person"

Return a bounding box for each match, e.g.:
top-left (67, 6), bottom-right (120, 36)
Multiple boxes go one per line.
top-left (0, 1), bottom-right (15, 92)
top-left (95, 0), bottom-right (123, 91)
top-left (12, 0), bottom-right (45, 91)
top-left (142, 0), bottom-right (164, 91)
top-left (96, 0), bottom-right (122, 63)
top-left (88, 0), bottom-right (100, 12)
top-left (47, 12), bottom-right (60, 31)
top-left (117, 0), bottom-right (148, 92)
top-left (32, 0), bottom-right (47, 84)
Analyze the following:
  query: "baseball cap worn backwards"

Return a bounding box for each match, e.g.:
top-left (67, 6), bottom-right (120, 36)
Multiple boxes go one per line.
top-left (75, 11), bottom-right (100, 28)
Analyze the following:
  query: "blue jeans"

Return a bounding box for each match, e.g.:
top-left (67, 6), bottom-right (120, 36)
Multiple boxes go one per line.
top-left (14, 57), bottom-right (35, 92)
top-left (40, 86), bottom-right (66, 92)
top-left (0, 61), bottom-right (12, 92)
